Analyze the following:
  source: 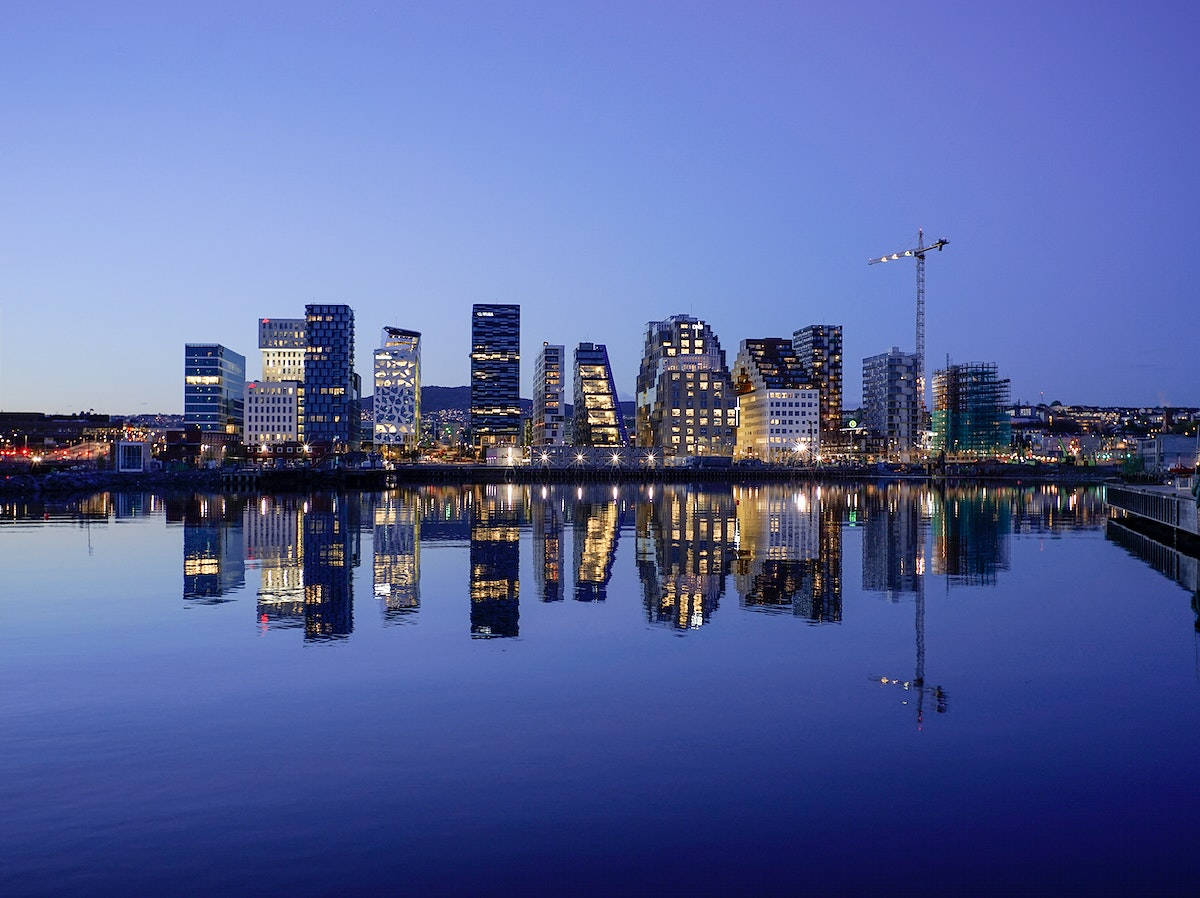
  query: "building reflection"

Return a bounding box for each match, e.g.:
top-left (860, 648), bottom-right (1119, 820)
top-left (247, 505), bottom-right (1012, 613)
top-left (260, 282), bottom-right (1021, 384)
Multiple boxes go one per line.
top-left (860, 484), bottom-right (926, 601)
top-left (245, 496), bottom-right (305, 628)
top-left (932, 487), bottom-right (1011, 586)
top-left (302, 492), bottom-right (357, 639)
top-left (170, 494), bottom-right (246, 602)
top-left (532, 487), bottom-right (564, 602)
top-left (374, 490), bottom-right (420, 624)
top-left (1105, 517), bottom-right (1199, 631)
top-left (573, 488), bottom-right (625, 602)
top-left (469, 485), bottom-right (521, 638)
top-left (636, 485), bottom-right (736, 631)
top-left (733, 485), bottom-right (843, 622)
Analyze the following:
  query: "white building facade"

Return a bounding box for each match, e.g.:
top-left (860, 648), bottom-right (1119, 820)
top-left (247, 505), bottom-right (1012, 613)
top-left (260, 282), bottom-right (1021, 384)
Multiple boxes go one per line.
top-left (244, 381), bottom-right (301, 448)
top-left (733, 338), bottom-right (820, 463)
top-left (533, 343), bottom-right (566, 445)
top-left (373, 327), bottom-right (421, 452)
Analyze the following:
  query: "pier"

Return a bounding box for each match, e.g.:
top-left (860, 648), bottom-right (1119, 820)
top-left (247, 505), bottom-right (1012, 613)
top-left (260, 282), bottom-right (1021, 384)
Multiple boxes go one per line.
top-left (1106, 483), bottom-right (1199, 549)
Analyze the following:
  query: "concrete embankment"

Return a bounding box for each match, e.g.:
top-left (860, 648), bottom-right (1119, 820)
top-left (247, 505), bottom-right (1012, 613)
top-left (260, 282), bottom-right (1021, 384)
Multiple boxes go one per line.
top-left (1, 460), bottom-right (1121, 499)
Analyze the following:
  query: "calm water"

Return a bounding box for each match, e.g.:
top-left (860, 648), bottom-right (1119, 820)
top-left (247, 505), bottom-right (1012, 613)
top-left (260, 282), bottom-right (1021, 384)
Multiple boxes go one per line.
top-left (2, 483), bottom-right (1198, 894)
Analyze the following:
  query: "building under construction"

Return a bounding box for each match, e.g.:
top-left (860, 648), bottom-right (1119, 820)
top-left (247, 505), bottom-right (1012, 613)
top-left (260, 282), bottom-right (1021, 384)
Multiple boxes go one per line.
top-left (931, 362), bottom-right (1011, 455)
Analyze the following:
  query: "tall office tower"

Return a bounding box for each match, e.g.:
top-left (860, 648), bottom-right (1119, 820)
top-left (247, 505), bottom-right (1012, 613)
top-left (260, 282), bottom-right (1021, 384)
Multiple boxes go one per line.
top-left (184, 343), bottom-right (246, 440)
top-left (533, 343), bottom-right (566, 445)
top-left (373, 327), bottom-right (421, 453)
top-left (792, 325), bottom-right (843, 447)
top-left (732, 338), bottom-right (820, 463)
top-left (303, 304), bottom-right (357, 450)
top-left (573, 342), bottom-right (627, 447)
top-left (469, 304), bottom-right (521, 448)
top-left (258, 318), bottom-right (306, 382)
top-left (862, 346), bottom-right (921, 454)
top-left (635, 315), bottom-right (737, 456)
top-left (931, 362), bottom-right (1012, 455)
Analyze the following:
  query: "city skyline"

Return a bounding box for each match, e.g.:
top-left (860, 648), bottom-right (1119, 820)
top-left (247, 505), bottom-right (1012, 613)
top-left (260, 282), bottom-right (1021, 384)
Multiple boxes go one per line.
top-left (3, 3), bottom-right (1197, 414)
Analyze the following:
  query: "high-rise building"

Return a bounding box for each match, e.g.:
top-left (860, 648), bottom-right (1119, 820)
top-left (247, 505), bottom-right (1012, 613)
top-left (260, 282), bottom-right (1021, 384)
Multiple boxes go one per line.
top-left (258, 318), bottom-right (306, 382)
top-left (862, 346), bottom-right (921, 453)
top-left (792, 325), bottom-right (843, 447)
top-left (932, 362), bottom-right (1012, 455)
top-left (303, 304), bottom-right (357, 450)
top-left (184, 343), bottom-right (246, 440)
top-left (373, 327), bottom-right (421, 453)
top-left (732, 338), bottom-right (820, 463)
top-left (573, 342), bottom-right (627, 447)
top-left (635, 315), bottom-right (737, 456)
top-left (533, 343), bottom-right (566, 446)
top-left (469, 304), bottom-right (521, 448)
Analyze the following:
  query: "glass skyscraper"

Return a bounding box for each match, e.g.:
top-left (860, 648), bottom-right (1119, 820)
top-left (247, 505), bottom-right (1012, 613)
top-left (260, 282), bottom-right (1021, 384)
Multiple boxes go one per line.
top-left (792, 324), bottom-right (844, 447)
top-left (303, 304), bottom-right (357, 450)
top-left (469, 304), bottom-right (521, 448)
top-left (184, 343), bottom-right (246, 439)
top-left (533, 343), bottom-right (566, 446)
top-left (573, 342), bottom-right (627, 446)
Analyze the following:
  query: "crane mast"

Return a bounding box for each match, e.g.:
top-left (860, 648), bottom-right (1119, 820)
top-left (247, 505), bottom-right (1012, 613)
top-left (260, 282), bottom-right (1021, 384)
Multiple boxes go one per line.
top-left (868, 230), bottom-right (950, 444)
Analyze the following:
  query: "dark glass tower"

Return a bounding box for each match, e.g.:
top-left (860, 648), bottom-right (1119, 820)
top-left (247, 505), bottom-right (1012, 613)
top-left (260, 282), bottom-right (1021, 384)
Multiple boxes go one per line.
top-left (303, 304), bottom-right (357, 450)
top-left (469, 304), bottom-right (521, 447)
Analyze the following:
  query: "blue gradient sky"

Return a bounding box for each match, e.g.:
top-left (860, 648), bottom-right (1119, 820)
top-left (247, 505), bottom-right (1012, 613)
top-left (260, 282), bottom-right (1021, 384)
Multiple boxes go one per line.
top-left (2, 1), bottom-right (1196, 414)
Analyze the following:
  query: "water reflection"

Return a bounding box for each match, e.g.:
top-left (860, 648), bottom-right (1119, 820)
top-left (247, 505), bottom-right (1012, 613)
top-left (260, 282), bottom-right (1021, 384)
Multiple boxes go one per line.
top-left (169, 495), bottom-right (246, 602)
top-left (4, 483), bottom-right (1125, 639)
top-left (636, 486), bottom-right (736, 630)
top-left (1106, 518), bottom-right (1200, 630)
top-left (469, 485), bottom-right (520, 638)
top-left (733, 485), bottom-right (843, 621)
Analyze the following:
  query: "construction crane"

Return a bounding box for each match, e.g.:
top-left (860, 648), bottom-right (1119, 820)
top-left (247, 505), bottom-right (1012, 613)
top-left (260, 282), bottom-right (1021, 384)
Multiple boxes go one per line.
top-left (868, 229), bottom-right (950, 433)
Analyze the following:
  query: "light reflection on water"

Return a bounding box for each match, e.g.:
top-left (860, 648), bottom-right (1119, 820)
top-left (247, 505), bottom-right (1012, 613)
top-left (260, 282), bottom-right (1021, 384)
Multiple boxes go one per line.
top-left (2, 482), bottom-right (1198, 893)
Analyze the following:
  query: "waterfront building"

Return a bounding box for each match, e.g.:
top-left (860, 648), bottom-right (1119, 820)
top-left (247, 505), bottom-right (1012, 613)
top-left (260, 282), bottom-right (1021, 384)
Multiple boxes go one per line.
top-left (573, 342), bottom-right (627, 447)
top-left (184, 343), bottom-right (246, 441)
top-left (533, 343), bottom-right (566, 446)
top-left (792, 325), bottom-right (843, 447)
top-left (469, 304), bottom-right (521, 448)
top-left (862, 347), bottom-right (921, 454)
top-left (373, 327), bottom-right (421, 454)
top-left (258, 318), bottom-right (306, 382)
top-left (303, 304), bottom-right (358, 450)
top-left (732, 338), bottom-right (819, 463)
top-left (931, 362), bottom-right (1012, 455)
top-left (244, 381), bottom-right (301, 451)
top-left (635, 315), bottom-right (737, 456)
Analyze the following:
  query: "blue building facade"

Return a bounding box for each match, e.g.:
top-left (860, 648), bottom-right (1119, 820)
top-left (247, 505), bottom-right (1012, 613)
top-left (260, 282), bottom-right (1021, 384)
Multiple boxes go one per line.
top-left (469, 304), bottom-right (521, 447)
top-left (184, 343), bottom-right (246, 439)
top-left (303, 304), bottom-right (358, 450)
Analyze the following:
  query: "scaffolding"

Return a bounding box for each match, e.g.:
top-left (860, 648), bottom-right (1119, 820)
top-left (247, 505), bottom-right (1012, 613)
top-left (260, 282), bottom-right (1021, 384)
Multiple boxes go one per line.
top-left (932, 363), bottom-right (1011, 455)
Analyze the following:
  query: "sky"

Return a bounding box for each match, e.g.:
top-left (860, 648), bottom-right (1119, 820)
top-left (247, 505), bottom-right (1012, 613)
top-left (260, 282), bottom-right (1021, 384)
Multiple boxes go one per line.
top-left (2, 1), bottom-right (1197, 415)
